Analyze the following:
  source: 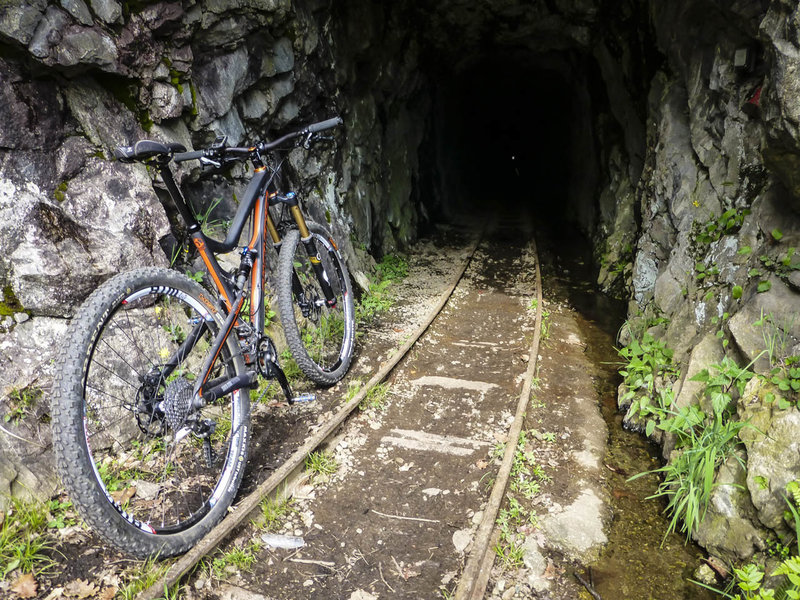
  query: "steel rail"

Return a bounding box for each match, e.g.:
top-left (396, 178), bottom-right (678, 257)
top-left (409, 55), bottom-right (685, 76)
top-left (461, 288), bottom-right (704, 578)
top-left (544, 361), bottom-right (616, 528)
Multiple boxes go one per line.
top-left (454, 234), bottom-right (543, 600)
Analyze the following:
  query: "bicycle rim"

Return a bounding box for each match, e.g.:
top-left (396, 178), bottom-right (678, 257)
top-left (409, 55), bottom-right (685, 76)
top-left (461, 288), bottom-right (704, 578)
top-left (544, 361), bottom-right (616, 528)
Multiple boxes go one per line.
top-left (284, 228), bottom-right (355, 380)
top-left (81, 284), bottom-right (245, 534)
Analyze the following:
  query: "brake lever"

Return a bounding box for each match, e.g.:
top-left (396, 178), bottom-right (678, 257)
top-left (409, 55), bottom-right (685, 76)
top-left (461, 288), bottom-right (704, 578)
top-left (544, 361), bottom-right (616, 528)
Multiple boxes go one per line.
top-left (302, 132), bottom-right (314, 149)
top-left (200, 156), bottom-right (221, 169)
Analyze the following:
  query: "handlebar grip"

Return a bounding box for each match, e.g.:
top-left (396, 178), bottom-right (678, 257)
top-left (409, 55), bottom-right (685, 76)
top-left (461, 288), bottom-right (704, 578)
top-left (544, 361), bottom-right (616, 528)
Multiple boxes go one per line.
top-left (173, 150), bottom-right (205, 163)
top-left (307, 116), bottom-right (343, 133)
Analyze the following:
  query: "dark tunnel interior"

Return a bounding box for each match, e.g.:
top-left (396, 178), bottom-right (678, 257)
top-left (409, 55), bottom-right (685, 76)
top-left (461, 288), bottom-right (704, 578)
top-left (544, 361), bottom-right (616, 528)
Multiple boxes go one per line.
top-left (423, 51), bottom-right (604, 235)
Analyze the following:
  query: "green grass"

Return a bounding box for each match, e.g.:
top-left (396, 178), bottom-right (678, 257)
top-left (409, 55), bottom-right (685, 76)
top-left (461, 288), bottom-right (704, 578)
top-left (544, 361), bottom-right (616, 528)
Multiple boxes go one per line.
top-left (1, 497), bottom-right (56, 580)
top-left (494, 538), bottom-right (525, 569)
top-left (356, 278), bottom-right (394, 323)
top-left (304, 450), bottom-right (338, 479)
top-left (356, 253), bottom-right (408, 324)
top-left (360, 382), bottom-right (390, 411)
top-left (492, 431), bottom-right (547, 570)
top-left (206, 541), bottom-right (261, 579)
top-left (117, 555), bottom-right (174, 600)
top-left (255, 494), bottom-right (294, 533)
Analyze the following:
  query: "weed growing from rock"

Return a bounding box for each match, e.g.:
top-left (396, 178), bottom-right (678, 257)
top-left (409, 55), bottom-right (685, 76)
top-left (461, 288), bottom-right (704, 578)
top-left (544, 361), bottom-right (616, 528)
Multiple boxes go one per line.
top-left (696, 482), bottom-right (800, 600)
top-left (754, 312), bottom-right (800, 408)
top-left (617, 330), bottom-right (680, 436)
top-left (356, 253), bottom-right (408, 324)
top-left (629, 356), bottom-right (754, 543)
top-left (3, 386), bottom-right (42, 424)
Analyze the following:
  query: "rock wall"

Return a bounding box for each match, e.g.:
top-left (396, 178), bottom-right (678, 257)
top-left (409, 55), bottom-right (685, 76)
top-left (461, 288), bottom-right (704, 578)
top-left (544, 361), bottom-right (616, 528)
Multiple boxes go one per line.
top-left (615, 0), bottom-right (800, 562)
top-left (0, 0), bottom-right (429, 506)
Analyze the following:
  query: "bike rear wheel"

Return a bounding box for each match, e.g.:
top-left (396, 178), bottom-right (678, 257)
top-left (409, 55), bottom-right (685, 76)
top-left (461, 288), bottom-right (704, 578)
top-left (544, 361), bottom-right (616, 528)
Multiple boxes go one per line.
top-left (276, 222), bottom-right (356, 386)
top-left (52, 268), bottom-right (250, 558)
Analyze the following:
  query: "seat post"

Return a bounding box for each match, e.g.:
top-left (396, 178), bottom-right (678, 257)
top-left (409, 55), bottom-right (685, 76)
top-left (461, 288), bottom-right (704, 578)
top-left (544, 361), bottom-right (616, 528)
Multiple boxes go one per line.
top-left (158, 163), bottom-right (201, 232)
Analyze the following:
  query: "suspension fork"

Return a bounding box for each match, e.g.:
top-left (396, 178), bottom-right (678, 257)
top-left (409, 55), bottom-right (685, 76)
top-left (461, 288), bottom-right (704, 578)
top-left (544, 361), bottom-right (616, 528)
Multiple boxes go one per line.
top-left (289, 205), bottom-right (338, 307)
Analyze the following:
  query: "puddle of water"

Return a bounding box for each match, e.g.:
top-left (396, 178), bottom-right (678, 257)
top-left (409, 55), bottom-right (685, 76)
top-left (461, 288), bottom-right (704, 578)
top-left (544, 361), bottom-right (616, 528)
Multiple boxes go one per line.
top-left (537, 228), bottom-right (717, 600)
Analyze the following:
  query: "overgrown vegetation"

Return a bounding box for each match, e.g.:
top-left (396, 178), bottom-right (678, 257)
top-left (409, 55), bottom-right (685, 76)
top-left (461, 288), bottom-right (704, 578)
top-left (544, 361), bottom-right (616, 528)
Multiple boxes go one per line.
top-left (618, 331), bottom-right (680, 437)
top-left (620, 329), bottom-right (755, 542)
top-left (356, 254), bottom-right (408, 324)
top-left (492, 430), bottom-right (549, 569)
top-left (0, 497), bottom-right (56, 580)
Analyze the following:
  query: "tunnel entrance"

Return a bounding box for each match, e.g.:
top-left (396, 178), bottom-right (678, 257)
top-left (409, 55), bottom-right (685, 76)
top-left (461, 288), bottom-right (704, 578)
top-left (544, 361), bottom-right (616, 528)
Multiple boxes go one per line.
top-left (429, 53), bottom-right (598, 228)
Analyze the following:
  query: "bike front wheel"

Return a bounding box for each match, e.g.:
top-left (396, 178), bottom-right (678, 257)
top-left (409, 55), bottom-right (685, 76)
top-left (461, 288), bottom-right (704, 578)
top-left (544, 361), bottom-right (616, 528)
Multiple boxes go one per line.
top-left (52, 268), bottom-right (251, 558)
top-left (276, 222), bottom-right (356, 386)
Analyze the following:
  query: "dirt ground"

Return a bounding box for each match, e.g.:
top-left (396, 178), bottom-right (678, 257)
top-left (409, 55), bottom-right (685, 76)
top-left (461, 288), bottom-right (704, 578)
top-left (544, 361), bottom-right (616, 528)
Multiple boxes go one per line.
top-left (3, 221), bottom-right (715, 600)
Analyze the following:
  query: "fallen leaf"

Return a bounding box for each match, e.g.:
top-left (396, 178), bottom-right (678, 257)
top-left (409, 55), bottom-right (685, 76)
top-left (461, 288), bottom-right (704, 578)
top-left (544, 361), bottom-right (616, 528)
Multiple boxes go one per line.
top-left (109, 486), bottom-right (136, 505)
top-left (11, 573), bottom-right (37, 598)
top-left (493, 431), bottom-right (508, 444)
top-left (57, 524), bottom-right (91, 544)
top-left (542, 559), bottom-right (559, 580)
top-left (64, 579), bottom-right (99, 599)
top-left (98, 587), bottom-right (118, 600)
top-left (42, 586), bottom-right (65, 600)
top-left (705, 556), bottom-right (729, 579)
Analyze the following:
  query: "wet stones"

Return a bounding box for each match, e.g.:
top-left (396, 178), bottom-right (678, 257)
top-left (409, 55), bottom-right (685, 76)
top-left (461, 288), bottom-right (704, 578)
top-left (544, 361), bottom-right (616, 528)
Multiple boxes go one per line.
top-left (740, 395), bottom-right (800, 533)
top-left (692, 455), bottom-right (767, 562)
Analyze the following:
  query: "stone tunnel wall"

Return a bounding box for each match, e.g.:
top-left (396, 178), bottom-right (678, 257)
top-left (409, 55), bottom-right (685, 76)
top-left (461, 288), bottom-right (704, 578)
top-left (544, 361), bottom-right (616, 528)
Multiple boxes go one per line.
top-left (613, 0), bottom-right (800, 562)
top-left (0, 0), bottom-right (429, 505)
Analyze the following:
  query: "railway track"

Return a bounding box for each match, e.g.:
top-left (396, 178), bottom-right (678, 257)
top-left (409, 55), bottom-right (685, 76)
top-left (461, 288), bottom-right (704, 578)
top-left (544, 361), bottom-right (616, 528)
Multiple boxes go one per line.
top-left (139, 224), bottom-right (542, 599)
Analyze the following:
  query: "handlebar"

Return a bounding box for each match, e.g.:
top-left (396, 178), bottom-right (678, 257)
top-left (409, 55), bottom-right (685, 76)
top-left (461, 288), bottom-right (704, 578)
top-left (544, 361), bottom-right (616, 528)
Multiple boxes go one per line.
top-left (307, 116), bottom-right (343, 133)
top-left (111, 117), bottom-right (344, 165)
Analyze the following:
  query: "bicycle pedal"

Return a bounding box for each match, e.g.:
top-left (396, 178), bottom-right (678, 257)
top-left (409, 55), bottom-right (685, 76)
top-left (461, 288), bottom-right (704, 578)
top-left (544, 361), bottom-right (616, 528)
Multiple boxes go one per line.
top-left (290, 392), bottom-right (316, 404)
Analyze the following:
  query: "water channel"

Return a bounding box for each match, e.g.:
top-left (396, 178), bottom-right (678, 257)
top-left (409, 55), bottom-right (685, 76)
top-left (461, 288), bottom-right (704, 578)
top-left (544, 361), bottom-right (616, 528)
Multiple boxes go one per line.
top-left (535, 225), bottom-right (718, 600)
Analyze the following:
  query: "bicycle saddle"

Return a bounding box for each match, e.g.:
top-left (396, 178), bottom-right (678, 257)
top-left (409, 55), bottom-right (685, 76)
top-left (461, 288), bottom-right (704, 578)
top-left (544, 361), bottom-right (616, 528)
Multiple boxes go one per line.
top-left (114, 140), bottom-right (187, 163)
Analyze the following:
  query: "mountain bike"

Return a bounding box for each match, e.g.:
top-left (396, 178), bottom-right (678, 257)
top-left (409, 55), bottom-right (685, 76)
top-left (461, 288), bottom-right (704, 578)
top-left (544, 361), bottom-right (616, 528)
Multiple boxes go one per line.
top-left (51, 117), bottom-right (355, 558)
